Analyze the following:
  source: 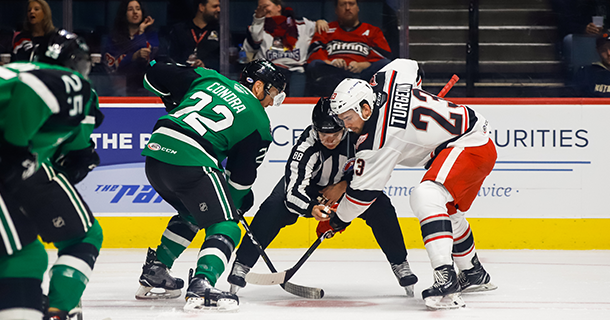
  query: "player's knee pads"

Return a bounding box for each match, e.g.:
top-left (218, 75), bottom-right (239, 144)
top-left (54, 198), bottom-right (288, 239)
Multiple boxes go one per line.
top-left (0, 241), bottom-right (46, 318)
top-left (410, 181), bottom-right (453, 221)
top-left (167, 214), bottom-right (199, 242)
top-left (201, 234), bottom-right (234, 267)
top-left (450, 211), bottom-right (469, 238)
top-left (54, 220), bottom-right (102, 277)
top-left (205, 220), bottom-right (241, 249)
top-left (450, 212), bottom-right (475, 256)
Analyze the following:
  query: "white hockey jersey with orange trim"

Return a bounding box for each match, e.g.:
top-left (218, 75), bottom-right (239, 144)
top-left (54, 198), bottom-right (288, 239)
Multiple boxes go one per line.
top-left (335, 59), bottom-right (492, 223)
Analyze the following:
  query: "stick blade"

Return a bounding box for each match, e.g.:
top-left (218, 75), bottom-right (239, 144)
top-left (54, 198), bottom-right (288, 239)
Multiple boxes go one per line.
top-left (283, 282), bottom-right (325, 299)
top-left (245, 270), bottom-right (287, 285)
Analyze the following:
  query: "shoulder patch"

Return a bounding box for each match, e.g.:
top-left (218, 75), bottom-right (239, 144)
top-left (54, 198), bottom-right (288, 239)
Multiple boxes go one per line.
top-left (355, 133), bottom-right (369, 150)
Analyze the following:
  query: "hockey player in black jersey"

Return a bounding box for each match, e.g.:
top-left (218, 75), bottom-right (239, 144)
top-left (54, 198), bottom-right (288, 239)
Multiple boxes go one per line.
top-left (0, 30), bottom-right (103, 320)
top-left (226, 97), bottom-right (418, 296)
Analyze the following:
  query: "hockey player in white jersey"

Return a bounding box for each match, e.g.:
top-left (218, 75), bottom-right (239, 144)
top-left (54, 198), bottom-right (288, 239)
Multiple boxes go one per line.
top-left (321, 59), bottom-right (498, 310)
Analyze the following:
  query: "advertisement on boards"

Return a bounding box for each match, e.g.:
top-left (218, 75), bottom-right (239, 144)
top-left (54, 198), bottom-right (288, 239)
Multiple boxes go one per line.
top-left (78, 101), bottom-right (607, 219)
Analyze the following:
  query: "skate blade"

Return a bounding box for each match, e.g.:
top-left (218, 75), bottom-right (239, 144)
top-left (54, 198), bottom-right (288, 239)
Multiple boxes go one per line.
top-left (183, 297), bottom-right (239, 312)
top-left (135, 285), bottom-right (182, 300)
top-left (403, 285), bottom-right (415, 298)
top-left (424, 293), bottom-right (466, 310)
top-left (461, 282), bottom-right (498, 293)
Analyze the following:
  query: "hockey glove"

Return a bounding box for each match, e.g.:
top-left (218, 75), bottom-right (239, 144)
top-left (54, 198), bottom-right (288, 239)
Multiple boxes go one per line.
top-left (240, 190), bottom-right (254, 214)
top-left (0, 141), bottom-right (37, 188)
top-left (53, 140), bottom-right (100, 185)
top-left (316, 210), bottom-right (350, 238)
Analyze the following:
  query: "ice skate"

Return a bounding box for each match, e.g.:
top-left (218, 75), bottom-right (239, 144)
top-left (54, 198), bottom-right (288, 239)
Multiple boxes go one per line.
top-left (422, 264), bottom-right (465, 310)
top-left (43, 308), bottom-right (82, 320)
top-left (227, 260), bottom-right (251, 294)
top-left (42, 296), bottom-right (83, 320)
top-left (391, 260), bottom-right (418, 298)
top-left (135, 248), bottom-right (184, 299)
top-left (459, 254), bottom-right (498, 293)
top-left (184, 269), bottom-right (239, 312)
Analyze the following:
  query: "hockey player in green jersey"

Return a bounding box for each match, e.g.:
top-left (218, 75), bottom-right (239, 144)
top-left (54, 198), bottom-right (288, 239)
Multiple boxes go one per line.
top-left (0, 30), bottom-right (104, 320)
top-left (136, 59), bottom-right (286, 311)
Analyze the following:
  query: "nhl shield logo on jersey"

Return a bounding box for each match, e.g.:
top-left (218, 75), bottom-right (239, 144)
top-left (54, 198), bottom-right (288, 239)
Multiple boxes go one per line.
top-left (53, 216), bottom-right (65, 228)
top-left (199, 202), bottom-right (208, 212)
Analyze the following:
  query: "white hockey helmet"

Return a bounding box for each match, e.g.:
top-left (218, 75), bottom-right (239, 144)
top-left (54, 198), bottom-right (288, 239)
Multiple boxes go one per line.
top-left (329, 78), bottom-right (375, 121)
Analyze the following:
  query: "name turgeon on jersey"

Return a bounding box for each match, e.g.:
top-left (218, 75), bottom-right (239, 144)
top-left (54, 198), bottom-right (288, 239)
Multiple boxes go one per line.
top-left (334, 59), bottom-right (491, 223)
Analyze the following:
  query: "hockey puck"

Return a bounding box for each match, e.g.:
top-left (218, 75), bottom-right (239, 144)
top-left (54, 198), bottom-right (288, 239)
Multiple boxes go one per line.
top-left (266, 300), bottom-right (377, 308)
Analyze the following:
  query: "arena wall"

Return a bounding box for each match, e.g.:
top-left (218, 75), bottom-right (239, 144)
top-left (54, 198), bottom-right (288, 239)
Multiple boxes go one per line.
top-left (67, 97), bottom-right (610, 250)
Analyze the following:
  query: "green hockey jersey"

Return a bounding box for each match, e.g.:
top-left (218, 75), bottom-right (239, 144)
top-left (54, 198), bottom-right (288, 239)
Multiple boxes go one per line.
top-left (0, 62), bottom-right (101, 168)
top-left (142, 64), bottom-right (272, 208)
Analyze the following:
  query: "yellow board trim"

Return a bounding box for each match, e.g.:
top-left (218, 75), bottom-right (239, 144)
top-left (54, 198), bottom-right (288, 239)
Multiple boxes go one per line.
top-left (43, 217), bottom-right (610, 250)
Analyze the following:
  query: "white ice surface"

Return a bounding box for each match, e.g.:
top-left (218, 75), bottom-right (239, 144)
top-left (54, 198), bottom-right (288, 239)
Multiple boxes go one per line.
top-left (45, 248), bottom-right (610, 320)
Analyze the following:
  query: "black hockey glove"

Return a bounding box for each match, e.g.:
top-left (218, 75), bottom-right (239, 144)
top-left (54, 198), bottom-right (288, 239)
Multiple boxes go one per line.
top-left (239, 190), bottom-right (254, 214)
top-left (0, 141), bottom-right (37, 189)
top-left (53, 140), bottom-right (100, 185)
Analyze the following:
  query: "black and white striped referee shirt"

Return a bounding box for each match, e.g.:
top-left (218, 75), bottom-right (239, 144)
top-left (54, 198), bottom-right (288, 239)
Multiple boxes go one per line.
top-left (283, 125), bottom-right (356, 216)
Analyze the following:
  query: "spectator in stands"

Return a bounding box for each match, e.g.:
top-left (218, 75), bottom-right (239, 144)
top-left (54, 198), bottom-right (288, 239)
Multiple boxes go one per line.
top-left (552, 0), bottom-right (610, 39)
top-left (11, 0), bottom-right (56, 62)
top-left (104, 0), bottom-right (159, 95)
top-left (244, 0), bottom-right (329, 96)
top-left (573, 34), bottom-right (610, 97)
top-left (167, 0), bottom-right (220, 70)
top-left (306, 0), bottom-right (391, 97)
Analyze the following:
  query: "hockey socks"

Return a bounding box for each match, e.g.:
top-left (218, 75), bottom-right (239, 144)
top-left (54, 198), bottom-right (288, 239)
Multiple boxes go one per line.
top-left (48, 220), bottom-right (102, 312)
top-left (156, 215), bottom-right (199, 268)
top-left (0, 240), bottom-right (47, 320)
top-left (194, 221), bottom-right (240, 285)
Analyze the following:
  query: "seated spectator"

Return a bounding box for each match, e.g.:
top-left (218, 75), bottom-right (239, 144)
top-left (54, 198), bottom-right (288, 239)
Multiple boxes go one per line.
top-left (573, 34), bottom-right (610, 97)
top-left (167, 0), bottom-right (220, 70)
top-left (244, 0), bottom-right (328, 96)
top-left (11, 0), bottom-right (56, 62)
top-left (104, 0), bottom-right (159, 95)
top-left (306, 0), bottom-right (391, 97)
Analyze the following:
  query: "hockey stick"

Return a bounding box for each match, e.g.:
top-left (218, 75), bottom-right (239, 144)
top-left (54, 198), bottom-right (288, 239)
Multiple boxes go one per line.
top-left (237, 214), bottom-right (325, 299)
top-left (437, 74), bottom-right (459, 98)
top-left (245, 230), bottom-right (334, 286)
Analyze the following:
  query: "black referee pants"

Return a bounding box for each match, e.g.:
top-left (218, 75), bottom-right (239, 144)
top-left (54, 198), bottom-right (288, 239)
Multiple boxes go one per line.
top-left (235, 179), bottom-right (409, 267)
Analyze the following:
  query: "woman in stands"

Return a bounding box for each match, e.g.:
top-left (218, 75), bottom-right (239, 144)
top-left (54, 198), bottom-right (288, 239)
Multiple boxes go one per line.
top-left (11, 0), bottom-right (56, 62)
top-left (104, 0), bottom-right (159, 95)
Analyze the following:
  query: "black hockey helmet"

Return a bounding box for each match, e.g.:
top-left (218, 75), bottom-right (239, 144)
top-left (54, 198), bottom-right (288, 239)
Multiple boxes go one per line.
top-left (35, 29), bottom-right (92, 78)
top-left (239, 59), bottom-right (287, 106)
top-left (312, 97), bottom-right (344, 133)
